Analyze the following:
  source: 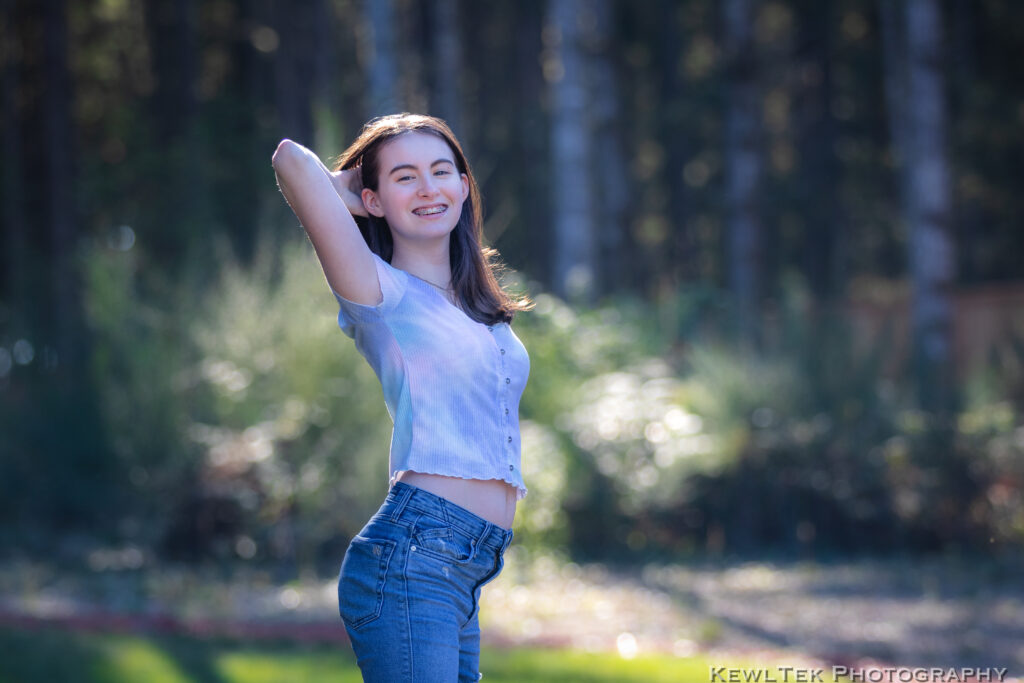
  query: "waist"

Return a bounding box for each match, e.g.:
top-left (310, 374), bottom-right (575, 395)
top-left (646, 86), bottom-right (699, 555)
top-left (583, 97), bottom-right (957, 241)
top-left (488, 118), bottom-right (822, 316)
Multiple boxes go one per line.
top-left (392, 472), bottom-right (516, 531)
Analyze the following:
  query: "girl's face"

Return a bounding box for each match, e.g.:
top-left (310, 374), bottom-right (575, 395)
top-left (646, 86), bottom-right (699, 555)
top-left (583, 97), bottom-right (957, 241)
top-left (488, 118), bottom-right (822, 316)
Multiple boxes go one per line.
top-left (363, 131), bottom-right (469, 246)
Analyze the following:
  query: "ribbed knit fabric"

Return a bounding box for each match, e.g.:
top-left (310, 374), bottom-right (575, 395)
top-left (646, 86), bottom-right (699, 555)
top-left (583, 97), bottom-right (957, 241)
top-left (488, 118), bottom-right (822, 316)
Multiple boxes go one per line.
top-left (331, 251), bottom-right (530, 500)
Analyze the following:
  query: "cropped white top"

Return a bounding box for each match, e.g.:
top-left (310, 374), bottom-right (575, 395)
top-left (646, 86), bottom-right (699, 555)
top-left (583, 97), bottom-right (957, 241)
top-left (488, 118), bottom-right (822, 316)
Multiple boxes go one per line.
top-left (331, 251), bottom-right (530, 500)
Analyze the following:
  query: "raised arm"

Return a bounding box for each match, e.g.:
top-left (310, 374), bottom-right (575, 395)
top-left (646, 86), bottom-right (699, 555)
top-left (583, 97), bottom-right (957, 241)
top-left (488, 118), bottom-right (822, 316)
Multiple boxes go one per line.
top-left (271, 139), bottom-right (382, 306)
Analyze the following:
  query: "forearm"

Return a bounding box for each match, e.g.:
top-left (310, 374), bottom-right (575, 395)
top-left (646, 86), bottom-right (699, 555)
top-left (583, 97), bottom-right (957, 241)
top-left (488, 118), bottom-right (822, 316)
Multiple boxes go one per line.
top-left (273, 139), bottom-right (368, 225)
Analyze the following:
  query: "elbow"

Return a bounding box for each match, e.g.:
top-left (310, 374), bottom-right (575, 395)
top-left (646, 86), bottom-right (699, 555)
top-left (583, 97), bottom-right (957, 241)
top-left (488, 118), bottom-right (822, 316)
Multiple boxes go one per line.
top-left (271, 139), bottom-right (301, 169)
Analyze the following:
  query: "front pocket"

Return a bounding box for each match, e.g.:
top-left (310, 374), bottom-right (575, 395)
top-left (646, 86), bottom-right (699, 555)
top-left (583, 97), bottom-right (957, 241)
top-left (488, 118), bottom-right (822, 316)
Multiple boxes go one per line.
top-left (337, 536), bottom-right (396, 629)
top-left (411, 515), bottom-right (477, 564)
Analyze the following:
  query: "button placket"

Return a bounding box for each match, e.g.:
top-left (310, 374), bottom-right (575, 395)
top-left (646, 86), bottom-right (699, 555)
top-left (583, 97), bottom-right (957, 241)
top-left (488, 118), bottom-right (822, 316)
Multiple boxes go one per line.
top-left (491, 323), bottom-right (513, 468)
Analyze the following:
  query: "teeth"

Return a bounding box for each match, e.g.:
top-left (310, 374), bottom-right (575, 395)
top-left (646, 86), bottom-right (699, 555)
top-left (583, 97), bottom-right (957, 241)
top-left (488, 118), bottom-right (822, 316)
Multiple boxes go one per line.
top-left (415, 206), bottom-right (446, 215)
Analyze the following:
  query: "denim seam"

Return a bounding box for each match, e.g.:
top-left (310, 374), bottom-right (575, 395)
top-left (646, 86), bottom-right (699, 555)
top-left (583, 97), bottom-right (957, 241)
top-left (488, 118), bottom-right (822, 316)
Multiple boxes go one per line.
top-left (401, 542), bottom-right (414, 681)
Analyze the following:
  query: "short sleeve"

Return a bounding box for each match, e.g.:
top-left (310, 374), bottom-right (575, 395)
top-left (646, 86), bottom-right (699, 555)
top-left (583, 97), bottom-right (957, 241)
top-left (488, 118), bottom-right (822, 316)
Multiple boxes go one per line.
top-left (330, 252), bottom-right (407, 338)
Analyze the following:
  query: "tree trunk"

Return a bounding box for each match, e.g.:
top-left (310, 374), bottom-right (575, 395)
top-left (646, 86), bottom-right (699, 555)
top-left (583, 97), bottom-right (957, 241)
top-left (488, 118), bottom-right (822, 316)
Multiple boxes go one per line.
top-left (146, 0), bottom-right (198, 143)
top-left (546, 0), bottom-right (596, 303)
top-left (798, 0), bottom-right (842, 302)
top-left (588, 0), bottom-right (629, 295)
top-left (658, 0), bottom-right (690, 290)
top-left (430, 0), bottom-right (462, 135)
top-left (362, 0), bottom-right (399, 117)
top-left (1, 0), bottom-right (27, 320)
top-left (905, 0), bottom-right (955, 412)
top-left (273, 0), bottom-right (315, 145)
top-left (143, 0), bottom-right (201, 263)
top-left (950, 0), bottom-right (985, 284)
top-left (722, 0), bottom-right (762, 343)
top-left (512, 0), bottom-right (548, 281)
top-left (310, 0), bottom-right (339, 152)
top-left (43, 0), bottom-right (77, 380)
top-left (879, 0), bottom-right (909, 202)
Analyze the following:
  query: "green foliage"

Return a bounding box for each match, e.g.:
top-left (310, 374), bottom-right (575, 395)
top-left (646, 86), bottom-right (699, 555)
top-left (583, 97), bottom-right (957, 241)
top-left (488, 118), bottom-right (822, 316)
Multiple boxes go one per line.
top-left (7, 235), bottom-right (1022, 565)
top-left (76, 236), bottom-right (394, 565)
top-left (639, 281), bottom-right (1024, 556)
top-left (81, 241), bottom-right (203, 547)
top-left (520, 276), bottom-right (1024, 558)
top-left (183, 238), bottom-right (395, 564)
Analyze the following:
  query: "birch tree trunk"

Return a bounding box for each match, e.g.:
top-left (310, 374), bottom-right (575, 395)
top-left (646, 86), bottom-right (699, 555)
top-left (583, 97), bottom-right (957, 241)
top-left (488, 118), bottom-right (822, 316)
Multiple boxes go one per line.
top-left (722, 0), bottom-right (762, 341)
top-left (905, 0), bottom-right (955, 411)
top-left (546, 0), bottom-right (596, 302)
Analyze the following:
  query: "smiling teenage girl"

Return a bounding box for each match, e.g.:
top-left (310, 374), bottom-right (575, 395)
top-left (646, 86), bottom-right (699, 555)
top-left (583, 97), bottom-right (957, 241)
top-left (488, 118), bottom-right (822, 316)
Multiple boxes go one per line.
top-left (272, 113), bottom-right (532, 681)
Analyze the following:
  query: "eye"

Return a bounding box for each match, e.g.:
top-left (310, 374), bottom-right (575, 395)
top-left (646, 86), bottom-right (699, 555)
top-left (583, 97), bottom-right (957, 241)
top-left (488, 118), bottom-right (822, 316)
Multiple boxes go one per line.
top-left (397, 175), bottom-right (414, 182)
top-left (434, 169), bottom-right (450, 176)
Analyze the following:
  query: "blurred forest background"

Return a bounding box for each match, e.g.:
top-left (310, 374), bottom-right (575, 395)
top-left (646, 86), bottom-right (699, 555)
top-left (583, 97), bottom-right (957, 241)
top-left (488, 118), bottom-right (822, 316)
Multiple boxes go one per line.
top-left (2, 0), bottom-right (1024, 580)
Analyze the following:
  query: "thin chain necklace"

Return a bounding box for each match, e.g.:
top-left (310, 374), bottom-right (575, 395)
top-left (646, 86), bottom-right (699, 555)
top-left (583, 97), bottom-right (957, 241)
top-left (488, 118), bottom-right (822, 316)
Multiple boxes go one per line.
top-left (413, 273), bottom-right (459, 306)
top-left (420, 276), bottom-right (451, 292)
top-left (409, 271), bottom-right (450, 291)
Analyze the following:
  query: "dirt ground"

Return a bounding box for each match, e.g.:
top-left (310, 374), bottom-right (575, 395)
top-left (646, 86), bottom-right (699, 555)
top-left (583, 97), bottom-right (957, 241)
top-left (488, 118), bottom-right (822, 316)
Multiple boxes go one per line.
top-left (479, 550), bottom-right (1024, 672)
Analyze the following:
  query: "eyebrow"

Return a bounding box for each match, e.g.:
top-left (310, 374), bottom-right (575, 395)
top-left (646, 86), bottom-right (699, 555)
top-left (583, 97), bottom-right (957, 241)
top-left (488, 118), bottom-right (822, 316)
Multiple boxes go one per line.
top-left (388, 159), bottom-right (456, 176)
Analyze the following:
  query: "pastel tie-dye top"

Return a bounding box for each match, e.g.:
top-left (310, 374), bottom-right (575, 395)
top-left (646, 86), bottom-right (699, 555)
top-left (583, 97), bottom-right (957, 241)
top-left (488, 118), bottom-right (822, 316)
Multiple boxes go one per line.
top-left (331, 251), bottom-right (530, 500)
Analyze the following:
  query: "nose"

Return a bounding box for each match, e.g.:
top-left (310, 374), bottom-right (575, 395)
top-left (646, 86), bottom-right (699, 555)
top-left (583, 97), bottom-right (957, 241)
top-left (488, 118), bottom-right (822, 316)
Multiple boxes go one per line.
top-left (418, 175), bottom-right (438, 197)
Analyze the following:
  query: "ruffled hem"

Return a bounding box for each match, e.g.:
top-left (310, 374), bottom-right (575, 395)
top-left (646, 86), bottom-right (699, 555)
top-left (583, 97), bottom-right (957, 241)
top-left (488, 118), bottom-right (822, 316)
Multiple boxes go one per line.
top-left (389, 468), bottom-right (527, 501)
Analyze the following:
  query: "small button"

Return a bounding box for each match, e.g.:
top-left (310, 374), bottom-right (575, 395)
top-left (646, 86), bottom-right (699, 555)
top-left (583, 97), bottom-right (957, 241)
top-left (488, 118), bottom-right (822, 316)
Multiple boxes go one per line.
top-left (509, 465), bottom-right (514, 471)
top-left (505, 377), bottom-right (510, 384)
top-left (500, 349), bottom-right (506, 354)
top-left (507, 436), bottom-right (512, 443)
top-left (411, 545), bottom-right (417, 552)
top-left (505, 408), bottom-right (509, 415)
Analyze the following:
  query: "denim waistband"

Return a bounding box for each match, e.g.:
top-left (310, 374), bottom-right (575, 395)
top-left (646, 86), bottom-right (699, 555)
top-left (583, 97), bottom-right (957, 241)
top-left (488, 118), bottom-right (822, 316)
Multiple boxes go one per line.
top-left (384, 481), bottom-right (514, 553)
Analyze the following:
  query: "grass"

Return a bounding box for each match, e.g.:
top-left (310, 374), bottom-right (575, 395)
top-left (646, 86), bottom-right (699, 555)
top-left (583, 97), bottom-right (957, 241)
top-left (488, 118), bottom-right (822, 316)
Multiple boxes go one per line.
top-left (0, 626), bottom-right (754, 682)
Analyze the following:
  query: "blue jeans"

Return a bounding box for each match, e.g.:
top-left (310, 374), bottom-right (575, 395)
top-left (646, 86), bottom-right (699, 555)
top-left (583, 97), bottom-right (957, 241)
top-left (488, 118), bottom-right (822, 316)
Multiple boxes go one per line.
top-left (337, 481), bottom-right (514, 682)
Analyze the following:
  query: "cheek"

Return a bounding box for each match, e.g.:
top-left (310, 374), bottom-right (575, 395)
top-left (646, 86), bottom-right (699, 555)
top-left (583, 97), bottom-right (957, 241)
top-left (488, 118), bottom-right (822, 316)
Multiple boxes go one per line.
top-left (380, 187), bottom-right (410, 211)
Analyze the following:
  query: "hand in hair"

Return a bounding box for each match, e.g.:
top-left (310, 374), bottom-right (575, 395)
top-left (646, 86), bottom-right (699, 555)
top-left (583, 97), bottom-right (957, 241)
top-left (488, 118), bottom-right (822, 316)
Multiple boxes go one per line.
top-left (331, 167), bottom-right (368, 218)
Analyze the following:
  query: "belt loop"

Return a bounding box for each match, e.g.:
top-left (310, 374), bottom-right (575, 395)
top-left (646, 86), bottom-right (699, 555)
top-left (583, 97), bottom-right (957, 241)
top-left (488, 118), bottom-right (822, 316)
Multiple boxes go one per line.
top-left (390, 482), bottom-right (413, 522)
top-left (479, 521), bottom-right (493, 548)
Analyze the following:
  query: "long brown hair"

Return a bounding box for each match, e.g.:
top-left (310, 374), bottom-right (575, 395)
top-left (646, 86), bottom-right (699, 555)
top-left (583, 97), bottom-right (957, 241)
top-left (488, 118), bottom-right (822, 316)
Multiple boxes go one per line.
top-left (333, 113), bottom-right (532, 325)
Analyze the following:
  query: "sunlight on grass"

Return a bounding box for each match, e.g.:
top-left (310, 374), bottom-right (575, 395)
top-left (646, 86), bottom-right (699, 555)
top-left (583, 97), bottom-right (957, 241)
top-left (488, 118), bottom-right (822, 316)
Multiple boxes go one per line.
top-left (91, 636), bottom-right (191, 683)
top-left (482, 647), bottom-right (717, 682)
top-left (215, 651), bottom-right (363, 683)
top-left (0, 626), bottom-right (776, 683)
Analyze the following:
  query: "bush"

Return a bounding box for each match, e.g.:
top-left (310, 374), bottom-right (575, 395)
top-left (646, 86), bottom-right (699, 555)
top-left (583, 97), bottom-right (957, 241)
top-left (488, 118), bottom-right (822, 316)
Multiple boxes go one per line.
top-left (14, 238), bottom-right (1021, 567)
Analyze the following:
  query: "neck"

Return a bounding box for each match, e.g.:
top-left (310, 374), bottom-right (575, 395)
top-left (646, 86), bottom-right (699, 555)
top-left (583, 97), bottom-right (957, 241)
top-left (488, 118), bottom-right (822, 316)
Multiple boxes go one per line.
top-left (391, 235), bottom-right (453, 289)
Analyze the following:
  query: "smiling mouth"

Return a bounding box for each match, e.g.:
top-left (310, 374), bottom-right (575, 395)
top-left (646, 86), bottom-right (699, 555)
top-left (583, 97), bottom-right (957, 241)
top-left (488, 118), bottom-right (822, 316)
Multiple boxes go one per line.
top-left (413, 205), bottom-right (447, 216)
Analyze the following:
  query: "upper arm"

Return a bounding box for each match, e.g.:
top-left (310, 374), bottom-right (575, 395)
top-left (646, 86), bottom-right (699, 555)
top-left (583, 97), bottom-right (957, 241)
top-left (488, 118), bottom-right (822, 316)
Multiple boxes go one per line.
top-left (329, 251), bottom-right (407, 338)
top-left (272, 139), bottom-right (381, 306)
